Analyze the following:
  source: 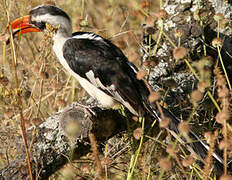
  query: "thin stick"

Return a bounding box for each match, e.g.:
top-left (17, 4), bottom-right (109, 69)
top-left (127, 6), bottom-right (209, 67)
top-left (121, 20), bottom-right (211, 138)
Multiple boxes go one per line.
top-left (89, 133), bottom-right (104, 180)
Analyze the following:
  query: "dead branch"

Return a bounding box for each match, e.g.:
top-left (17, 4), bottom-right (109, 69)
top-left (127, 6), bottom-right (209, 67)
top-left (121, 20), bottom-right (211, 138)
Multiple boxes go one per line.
top-left (0, 102), bottom-right (128, 179)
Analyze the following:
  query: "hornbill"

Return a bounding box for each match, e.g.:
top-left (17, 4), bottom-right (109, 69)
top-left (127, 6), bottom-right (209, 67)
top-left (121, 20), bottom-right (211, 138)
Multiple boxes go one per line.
top-left (10, 4), bottom-right (224, 175)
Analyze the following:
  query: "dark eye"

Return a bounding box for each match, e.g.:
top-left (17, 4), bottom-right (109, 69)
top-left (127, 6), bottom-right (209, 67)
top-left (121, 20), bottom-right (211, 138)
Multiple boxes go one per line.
top-left (30, 21), bottom-right (46, 30)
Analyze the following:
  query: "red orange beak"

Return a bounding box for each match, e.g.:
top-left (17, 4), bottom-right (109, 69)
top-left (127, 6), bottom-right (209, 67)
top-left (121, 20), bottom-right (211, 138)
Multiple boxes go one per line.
top-left (10, 15), bottom-right (41, 35)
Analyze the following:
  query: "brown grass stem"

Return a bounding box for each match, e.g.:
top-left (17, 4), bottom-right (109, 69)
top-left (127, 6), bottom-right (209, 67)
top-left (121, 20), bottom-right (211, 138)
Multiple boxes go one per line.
top-left (152, 19), bottom-right (163, 56)
top-left (127, 117), bottom-right (145, 180)
top-left (217, 45), bottom-right (231, 90)
top-left (9, 30), bottom-right (33, 180)
top-left (89, 133), bottom-right (104, 180)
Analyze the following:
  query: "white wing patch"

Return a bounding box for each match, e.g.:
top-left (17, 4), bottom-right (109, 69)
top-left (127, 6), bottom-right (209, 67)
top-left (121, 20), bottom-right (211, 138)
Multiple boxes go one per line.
top-left (85, 70), bottom-right (109, 90)
top-left (73, 33), bottom-right (103, 41)
top-left (72, 32), bottom-right (110, 46)
top-left (85, 70), bottom-right (139, 116)
top-left (85, 71), bottom-right (98, 87)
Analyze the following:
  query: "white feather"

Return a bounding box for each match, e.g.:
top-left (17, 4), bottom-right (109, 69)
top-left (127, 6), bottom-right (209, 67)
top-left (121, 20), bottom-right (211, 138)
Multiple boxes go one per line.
top-left (73, 33), bottom-right (103, 41)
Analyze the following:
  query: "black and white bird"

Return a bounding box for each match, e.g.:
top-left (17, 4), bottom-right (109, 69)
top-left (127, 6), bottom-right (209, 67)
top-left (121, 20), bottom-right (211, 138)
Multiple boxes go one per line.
top-left (10, 4), bottom-right (224, 174)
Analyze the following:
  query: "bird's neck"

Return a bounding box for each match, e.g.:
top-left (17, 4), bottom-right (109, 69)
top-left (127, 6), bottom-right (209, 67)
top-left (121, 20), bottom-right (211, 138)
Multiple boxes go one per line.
top-left (52, 29), bottom-right (71, 50)
top-left (52, 31), bottom-right (69, 60)
top-left (52, 31), bottom-right (72, 75)
top-left (53, 30), bottom-right (69, 42)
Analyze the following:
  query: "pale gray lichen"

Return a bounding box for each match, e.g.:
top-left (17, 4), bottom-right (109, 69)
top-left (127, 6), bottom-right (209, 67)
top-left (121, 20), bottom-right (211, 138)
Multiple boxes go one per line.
top-left (209, 0), bottom-right (232, 19)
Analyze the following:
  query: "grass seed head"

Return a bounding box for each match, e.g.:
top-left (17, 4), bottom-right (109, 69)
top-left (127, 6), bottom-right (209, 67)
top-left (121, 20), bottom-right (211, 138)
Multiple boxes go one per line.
top-left (219, 139), bottom-right (228, 150)
top-left (174, 28), bottom-right (184, 38)
top-left (197, 81), bottom-right (210, 92)
top-left (193, 9), bottom-right (208, 21)
top-left (54, 82), bottom-right (62, 90)
top-left (140, 1), bottom-right (150, 8)
top-left (4, 109), bottom-right (14, 119)
top-left (214, 13), bottom-right (224, 22)
top-left (178, 122), bottom-right (190, 134)
top-left (191, 90), bottom-right (203, 103)
top-left (160, 117), bottom-right (170, 128)
top-left (44, 1), bottom-right (56, 5)
top-left (219, 19), bottom-right (229, 29)
top-left (219, 175), bottom-right (232, 180)
top-left (132, 116), bottom-right (138, 122)
top-left (33, 65), bottom-right (40, 73)
top-left (182, 156), bottom-right (195, 167)
top-left (57, 99), bottom-right (67, 107)
top-left (146, 16), bottom-right (155, 27)
top-left (143, 58), bottom-right (159, 68)
top-left (218, 88), bottom-right (230, 98)
top-left (148, 91), bottom-right (160, 103)
top-left (212, 37), bottom-right (223, 47)
top-left (136, 70), bottom-right (147, 80)
top-left (202, 56), bottom-right (213, 66)
top-left (216, 76), bottom-right (226, 87)
top-left (155, 9), bottom-right (168, 20)
top-left (159, 157), bottom-right (172, 170)
top-left (216, 109), bottom-right (230, 124)
top-left (173, 47), bottom-right (187, 60)
top-left (133, 128), bottom-right (143, 140)
top-left (100, 157), bottom-right (112, 166)
top-left (204, 132), bottom-right (213, 144)
top-left (166, 144), bottom-right (179, 156)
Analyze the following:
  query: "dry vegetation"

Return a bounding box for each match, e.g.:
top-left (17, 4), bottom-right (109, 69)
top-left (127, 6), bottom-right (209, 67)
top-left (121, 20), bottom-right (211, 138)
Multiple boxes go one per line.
top-left (0, 0), bottom-right (232, 179)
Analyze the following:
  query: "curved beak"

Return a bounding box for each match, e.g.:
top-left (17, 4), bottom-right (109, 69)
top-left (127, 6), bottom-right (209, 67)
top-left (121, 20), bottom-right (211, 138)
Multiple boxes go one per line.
top-left (10, 15), bottom-right (41, 35)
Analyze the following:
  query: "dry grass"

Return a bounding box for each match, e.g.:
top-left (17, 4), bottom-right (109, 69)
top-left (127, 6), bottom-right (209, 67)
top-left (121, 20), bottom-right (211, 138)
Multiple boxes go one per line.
top-left (0, 0), bottom-right (232, 179)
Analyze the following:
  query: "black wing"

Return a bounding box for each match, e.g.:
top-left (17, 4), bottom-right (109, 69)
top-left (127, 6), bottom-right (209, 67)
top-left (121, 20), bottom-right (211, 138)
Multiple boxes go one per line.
top-left (62, 35), bottom-right (150, 116)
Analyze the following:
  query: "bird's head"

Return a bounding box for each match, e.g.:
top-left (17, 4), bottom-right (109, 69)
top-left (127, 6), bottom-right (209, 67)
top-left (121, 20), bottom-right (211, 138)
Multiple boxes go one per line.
top-left (10, 5), bottom-right (72, 37)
